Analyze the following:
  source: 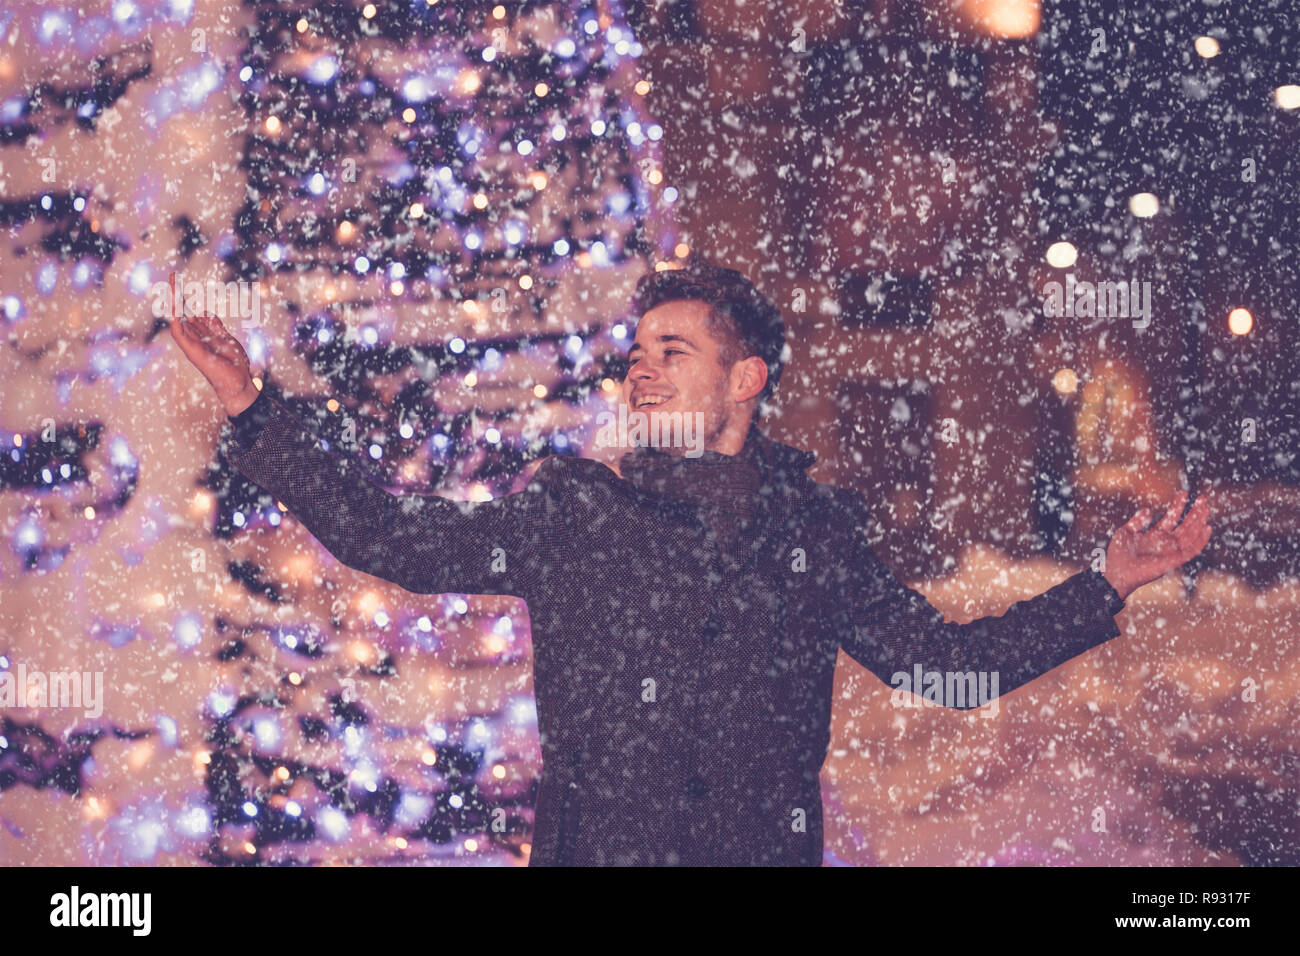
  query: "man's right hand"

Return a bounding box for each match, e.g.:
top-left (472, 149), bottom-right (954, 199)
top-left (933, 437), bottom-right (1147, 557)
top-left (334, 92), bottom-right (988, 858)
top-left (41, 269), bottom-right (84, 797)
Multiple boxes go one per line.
top-left (169, 314), bottom-right (261, 416)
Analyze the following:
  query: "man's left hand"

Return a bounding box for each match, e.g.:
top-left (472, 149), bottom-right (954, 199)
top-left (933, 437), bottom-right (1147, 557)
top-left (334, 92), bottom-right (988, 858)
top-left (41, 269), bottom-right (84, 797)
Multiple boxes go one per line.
top-left (1102, 490), bottom-right (1214, 600)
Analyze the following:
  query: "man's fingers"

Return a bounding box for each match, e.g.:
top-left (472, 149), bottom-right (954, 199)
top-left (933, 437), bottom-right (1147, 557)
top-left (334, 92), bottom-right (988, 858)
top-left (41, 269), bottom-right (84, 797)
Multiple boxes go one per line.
top-left (1155, 491), bottom-right (1189, 531)
top-left (1122, 507), bottom-right (1152, 533)
top-left (168, 317), bottom-right (205, 362)
top-left (1172, 528), bottom-right (1212, 564)
top-left (170, 316), bottom-right (242, 378)
top-left (190, 317), bottom-right (238, 357)
top-left (1172, 496), bottom-right (1212, 539)
top-left (197, 315), bottom-right (243, 354)
top-left (169, 315), bottom-right (196, 341)
top-left (212, 336), bottom-right (249, 368)
top-left (200, 327), bottom-right (240, 358)
top-left (200, 314), bottom-right (235, 340)
top-left (1174, 512), bottom-right (1213, 552)
top-left (1192, 523), bottom-right (1212, 556)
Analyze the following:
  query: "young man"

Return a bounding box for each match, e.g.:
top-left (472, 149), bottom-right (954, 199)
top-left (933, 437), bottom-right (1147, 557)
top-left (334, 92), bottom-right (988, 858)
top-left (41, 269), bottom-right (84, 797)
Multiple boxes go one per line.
top-left (170, 262), bottom-right (1212, 866)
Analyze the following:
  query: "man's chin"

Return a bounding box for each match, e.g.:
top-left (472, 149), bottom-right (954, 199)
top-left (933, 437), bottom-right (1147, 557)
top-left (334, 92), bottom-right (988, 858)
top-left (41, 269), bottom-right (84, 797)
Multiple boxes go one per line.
top-left (610, 405), bottom-right (708, 458)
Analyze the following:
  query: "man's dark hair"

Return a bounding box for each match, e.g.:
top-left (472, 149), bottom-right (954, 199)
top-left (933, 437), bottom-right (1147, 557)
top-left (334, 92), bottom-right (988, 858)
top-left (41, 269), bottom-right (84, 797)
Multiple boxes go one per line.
top-left (629, 262), bottom-right (785, 403)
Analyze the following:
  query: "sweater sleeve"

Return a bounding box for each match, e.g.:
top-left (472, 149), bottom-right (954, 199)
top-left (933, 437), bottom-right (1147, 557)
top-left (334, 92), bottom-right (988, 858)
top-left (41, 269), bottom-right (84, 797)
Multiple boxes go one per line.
top-left (227, 388), bottom-right (273, 449)
top-left (837, 493), bottom-right (1126, 708)
top-left (222, 393), bottom-right (568, 601)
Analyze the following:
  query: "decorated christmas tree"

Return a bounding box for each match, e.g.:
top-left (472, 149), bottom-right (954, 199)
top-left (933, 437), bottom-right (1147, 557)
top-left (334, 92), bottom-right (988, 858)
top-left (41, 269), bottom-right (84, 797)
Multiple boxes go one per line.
top-left (0, 0), bottom-right (675, 865)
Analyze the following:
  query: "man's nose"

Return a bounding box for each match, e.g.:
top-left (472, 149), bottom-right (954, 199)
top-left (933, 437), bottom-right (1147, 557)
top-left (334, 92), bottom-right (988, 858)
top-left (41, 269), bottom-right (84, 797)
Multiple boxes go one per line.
top-left (630, 360), bottom-right (662, 382)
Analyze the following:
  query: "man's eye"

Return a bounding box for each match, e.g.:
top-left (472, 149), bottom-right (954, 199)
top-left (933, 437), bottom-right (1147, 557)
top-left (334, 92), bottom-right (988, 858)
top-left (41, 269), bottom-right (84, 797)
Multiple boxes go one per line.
top-left (665, 349), bottom-right (683, 356)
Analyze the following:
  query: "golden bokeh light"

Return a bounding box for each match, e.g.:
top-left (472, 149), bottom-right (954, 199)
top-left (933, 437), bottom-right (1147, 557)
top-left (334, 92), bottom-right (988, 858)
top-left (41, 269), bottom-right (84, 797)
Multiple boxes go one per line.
top-left (1275, 85), bottom-right (1300, 110)
top-left (1128, 193), bottom-right (1159, 218)
top-left (1045, 241), bottom-right (1077, 268)
top-left (960, 0), bottom-right (1040, 39)
top-left (1052, 368), bottom-right (1079, 394)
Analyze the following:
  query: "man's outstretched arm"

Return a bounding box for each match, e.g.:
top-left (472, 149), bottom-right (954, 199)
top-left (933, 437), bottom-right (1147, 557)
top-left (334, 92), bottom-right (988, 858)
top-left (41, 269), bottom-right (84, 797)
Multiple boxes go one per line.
top-left (837, 490), bottom-right (1212, 707)
top-left (224, 388), bottom-right (565, 599)
top-left (171, 313), bottom-right (565, 600)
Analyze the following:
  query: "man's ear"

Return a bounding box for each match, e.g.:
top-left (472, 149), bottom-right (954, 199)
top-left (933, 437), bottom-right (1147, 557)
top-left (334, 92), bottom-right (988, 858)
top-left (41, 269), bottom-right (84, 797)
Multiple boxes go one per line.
top-left (732, 356), bottom-right (768, 404)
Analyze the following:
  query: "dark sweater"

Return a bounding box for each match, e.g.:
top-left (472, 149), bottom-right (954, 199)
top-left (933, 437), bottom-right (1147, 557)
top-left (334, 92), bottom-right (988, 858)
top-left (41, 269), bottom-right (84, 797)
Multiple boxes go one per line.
top-left (222, 392), bottom-right (1127, 866)
top-left (228, 388), bottom-right (273, 448)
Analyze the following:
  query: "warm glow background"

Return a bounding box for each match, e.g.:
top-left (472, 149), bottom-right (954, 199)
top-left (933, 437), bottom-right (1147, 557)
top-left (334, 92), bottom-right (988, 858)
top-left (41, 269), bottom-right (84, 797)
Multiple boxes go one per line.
top-left (2, 0), bottom-right (1298, 866)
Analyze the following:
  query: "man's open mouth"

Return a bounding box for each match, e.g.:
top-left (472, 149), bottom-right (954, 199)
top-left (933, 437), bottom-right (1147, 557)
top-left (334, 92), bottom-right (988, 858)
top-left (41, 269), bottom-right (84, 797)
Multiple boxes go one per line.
top-left (633, 394), bottom-right (672, 409)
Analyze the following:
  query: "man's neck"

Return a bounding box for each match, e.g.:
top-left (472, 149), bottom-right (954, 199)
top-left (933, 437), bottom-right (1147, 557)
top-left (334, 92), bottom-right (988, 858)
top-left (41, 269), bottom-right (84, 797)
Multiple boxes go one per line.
top-left (670, 415), bottom-right (752, 457)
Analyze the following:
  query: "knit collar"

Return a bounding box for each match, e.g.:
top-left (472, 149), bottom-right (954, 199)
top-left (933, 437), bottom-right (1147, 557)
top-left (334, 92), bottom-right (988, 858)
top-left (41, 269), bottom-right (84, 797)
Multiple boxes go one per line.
top-left (617, 423), bottom-right (817, 518)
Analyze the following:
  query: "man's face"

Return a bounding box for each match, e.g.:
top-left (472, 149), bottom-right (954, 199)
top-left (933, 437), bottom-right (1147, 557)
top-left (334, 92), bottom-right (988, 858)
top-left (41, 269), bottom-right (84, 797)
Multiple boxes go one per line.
top-left (621, 298), bottom-right (735, 453)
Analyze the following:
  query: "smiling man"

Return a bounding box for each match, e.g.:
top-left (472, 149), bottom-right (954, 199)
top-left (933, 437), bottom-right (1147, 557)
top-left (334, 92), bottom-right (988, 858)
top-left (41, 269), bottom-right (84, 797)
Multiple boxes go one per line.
top-left (609, 270), bottom-right (777, 461)
top-left (170, 261), bottom-right (1212, 866)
